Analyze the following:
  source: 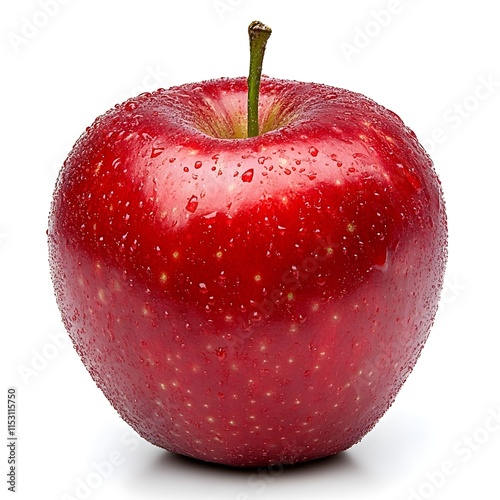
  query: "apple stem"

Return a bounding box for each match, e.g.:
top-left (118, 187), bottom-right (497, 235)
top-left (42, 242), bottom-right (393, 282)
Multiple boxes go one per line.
top-left (247, 21), bottom-right (272, 138)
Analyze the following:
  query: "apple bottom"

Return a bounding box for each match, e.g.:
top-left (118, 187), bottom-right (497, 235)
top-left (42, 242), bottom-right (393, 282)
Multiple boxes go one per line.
top-left (59, 241), bottom-right (435, 468)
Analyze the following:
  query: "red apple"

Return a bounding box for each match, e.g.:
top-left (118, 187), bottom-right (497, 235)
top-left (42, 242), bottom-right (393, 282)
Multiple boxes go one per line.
top-left (48, 22), bottom-right (447, 467)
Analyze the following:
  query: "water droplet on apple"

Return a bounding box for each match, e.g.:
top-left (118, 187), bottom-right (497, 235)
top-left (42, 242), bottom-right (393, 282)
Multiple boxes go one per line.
top-left (195, 161), bottom-right (202, 169)
top-left (151, 147), bottom-right (164, 158)
top-left (316, 275), bottom-right (326, 286)
top-left (372, 248), bottom-right (390, 272)
top-left (258, 156), bottom-right (266, 164)
top-left (309, 146), bottom-right (319, 157)
top-left (290, 266), bottom-right (299, 279)
top-left (199, 283), bottom-right (208, 293)
top-left (186, 196), bottom-right (198, 213)
top-left (202, 211), bottom-right (218, 219)
top-left (124, 102), bottom-right (137, 112)
top-left (215, 347), bottom-right (226, 359)
top-left (241, 169), bottom-right (254, 182)
top-left (241, 322), bottom-right (252, 333)
top-left (396, 163), bottom-right (422, 191)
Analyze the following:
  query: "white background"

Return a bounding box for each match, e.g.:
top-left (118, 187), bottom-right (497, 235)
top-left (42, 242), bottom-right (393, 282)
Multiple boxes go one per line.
top-left (2, 1), bottom-right (499, 499)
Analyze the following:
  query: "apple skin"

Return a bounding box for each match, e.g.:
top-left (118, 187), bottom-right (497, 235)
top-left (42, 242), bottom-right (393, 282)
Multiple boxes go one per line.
top-left (48, 76), bottom-right (447, 467)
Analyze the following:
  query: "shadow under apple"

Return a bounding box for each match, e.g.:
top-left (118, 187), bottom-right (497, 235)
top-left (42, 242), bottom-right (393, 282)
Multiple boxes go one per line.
top-left (123, 447), bottom-right (367, 500)
top-left (120, 408), bottom-right (430, 499)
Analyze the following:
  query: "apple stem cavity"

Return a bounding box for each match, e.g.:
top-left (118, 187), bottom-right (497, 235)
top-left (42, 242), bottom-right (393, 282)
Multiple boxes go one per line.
top-left (247, 21), bottom-right (272, 138)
